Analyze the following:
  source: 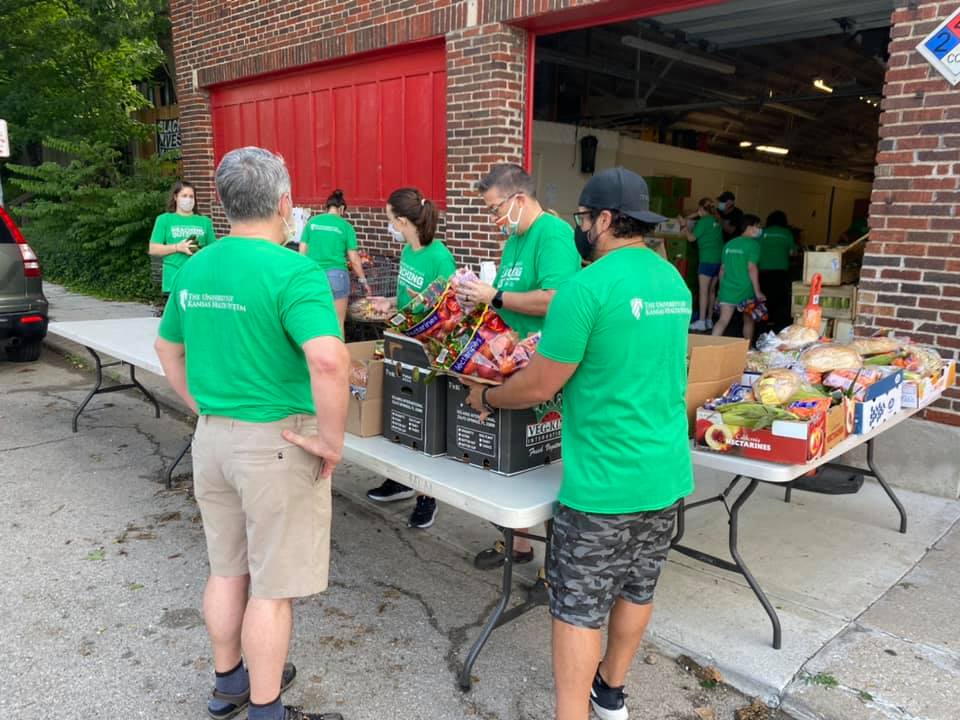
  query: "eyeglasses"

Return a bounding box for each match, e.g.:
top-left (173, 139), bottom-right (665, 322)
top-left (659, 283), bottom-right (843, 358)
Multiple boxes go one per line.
top-left (487, 192), bottom-right (519, 219)
top-left (572, 211), bottom-right (593, 228)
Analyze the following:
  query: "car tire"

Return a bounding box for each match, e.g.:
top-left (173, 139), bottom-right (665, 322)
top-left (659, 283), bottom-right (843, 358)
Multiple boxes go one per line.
top-left (7, 339), bottom-right (43, 362)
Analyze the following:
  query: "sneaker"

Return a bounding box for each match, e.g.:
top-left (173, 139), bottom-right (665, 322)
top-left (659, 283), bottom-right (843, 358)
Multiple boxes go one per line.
top-left (706, 318), bottom-right (714, 330)
top-left (208, 662), bottom-right (297, 720)
top-left (283, 707), bottom-right (343, 720)
top-left (407, 496), bottom-right (438, 529)
top-left (473, 539), bottom-right (536, 570)
top-left (590, 667), bottom-right (628, 720)
top-left (689, 319), bottom-right (707, 332)
top-left (366, 478), bottom-right (415, 503)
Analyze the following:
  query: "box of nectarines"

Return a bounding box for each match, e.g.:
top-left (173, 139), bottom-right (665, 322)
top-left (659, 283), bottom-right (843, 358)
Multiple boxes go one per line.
top-left (695, 407), bottom-right (830, 465)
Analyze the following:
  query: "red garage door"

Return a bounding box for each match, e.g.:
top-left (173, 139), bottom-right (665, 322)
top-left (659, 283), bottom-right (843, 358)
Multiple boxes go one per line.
top-left (211, 40), bottom-right (447, 208)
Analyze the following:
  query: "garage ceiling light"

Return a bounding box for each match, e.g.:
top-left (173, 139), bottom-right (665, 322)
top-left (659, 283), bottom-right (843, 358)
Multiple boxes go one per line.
top-left (739, 141), bottom-right (753, 148)
top-left (813, 78), bottom-right (834, 93)
top-left (756, 145), bottom-right (790, 156)
top-left (621, 36), bottom-right (737, 75)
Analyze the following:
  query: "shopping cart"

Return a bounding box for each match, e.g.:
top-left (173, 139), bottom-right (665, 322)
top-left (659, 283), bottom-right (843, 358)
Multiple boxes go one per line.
top-left (345, 255), bottom-right (399, 342)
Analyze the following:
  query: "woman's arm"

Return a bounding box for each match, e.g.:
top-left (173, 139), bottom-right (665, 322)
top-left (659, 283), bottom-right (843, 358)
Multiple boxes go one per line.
top-left (347, 250), bottom-right (369, 293)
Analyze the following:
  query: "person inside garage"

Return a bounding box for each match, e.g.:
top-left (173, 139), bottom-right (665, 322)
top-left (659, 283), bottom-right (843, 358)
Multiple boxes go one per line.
top-left (680, 197), bottom-right (723, 332)
top-left (716, 190), bottom-right (744, 243)
top-left (757, 210), bottom-right (797, 332)
top-left (365, 187), bottom-right (455, 530)
top-left (456, 163), bottom-right (581, 569)
top-left (465, 167), bottom-right (693, 720)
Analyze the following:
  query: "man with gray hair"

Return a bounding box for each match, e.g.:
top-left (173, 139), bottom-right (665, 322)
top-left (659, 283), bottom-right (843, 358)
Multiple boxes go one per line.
top-left (156, 147), bottom-right (348, 720)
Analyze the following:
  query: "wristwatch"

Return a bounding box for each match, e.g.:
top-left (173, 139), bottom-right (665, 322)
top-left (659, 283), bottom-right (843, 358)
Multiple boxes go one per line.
top-left (481, 386), bottom-right (497, 414)
top-left (492, 289), bottom-right (504, 309)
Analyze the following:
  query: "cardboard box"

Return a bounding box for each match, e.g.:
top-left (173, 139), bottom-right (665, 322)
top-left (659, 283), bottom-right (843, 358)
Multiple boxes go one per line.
top-left (346, 341), bottom-right (384, 438)
top-left (792, 282), bottom-right (858, 321)
top-left (853, 369), bottom-right (903, 434)
top-left (445, 377), bottom-right (563, 475)
top-left (901, 360), bottom-right (957, 409)
top-left (381, 333), bottom-right (447, 455)
top-left (832, 319), bottom-right (854, 343)
top-left (695, 407), bottom-right (827, 464)
top-left (686, 335), bottom-right (750, 432)
top-left (825, 397), bottom-right (855, 451)
top-left (802, 237), bottom-right (866, 286)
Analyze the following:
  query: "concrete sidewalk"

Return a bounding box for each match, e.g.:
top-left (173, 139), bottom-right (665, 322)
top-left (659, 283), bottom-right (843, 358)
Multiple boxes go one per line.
top-left (34, 281), bottom-right (960, 719)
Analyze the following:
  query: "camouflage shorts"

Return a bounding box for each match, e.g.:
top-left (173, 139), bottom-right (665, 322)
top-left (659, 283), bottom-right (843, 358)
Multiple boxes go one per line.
top-left (547, 503), bottom-right (678, 629)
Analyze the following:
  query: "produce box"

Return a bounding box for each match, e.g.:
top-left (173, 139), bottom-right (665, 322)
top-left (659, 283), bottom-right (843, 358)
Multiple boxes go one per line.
top-left (853, 369), bottom-right (903, 434)
top-left (695, 407), bottom-right (827, 464)
top-left (902, 360), bottom-right (957, 409)
top-left (791, 282), bottom-right (857, 321)
top-left (381, 333), bottom-right (447, 455)
top-left (832, 319), bottom-right (854, 343)
top-left (346, 341), bottom-right (384, 437)
top-left (686, 335), bottom-right (750, 433)
top-left (825, 397), bottom-right (855, 451)
top-left (802, 235), bottom-right (867, 286)
top-left (445, 376), bottom-right (562, 475)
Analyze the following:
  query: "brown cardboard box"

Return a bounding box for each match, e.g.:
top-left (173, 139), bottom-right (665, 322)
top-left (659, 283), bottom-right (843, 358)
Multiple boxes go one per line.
top-left (346, 341), bottom-right (384, 437)
top-left (685, 335), bottom-right (750, 433)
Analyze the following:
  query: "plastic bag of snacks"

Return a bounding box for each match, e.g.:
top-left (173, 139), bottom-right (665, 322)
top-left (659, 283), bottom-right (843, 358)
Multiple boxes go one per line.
top-left (349, 360), bottom-right (369, 400)
top-left (389, 278), bottom-right (467, 344)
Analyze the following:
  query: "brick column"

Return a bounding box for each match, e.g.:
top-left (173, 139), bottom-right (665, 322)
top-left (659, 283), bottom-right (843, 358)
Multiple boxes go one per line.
top-left (859, 2), bottom-right (960, 426)
top-left (443, 23), bottom-right (529, 267)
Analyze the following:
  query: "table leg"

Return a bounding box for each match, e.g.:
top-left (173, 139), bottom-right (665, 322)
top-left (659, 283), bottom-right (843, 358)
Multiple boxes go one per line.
top-left (672, 477), bottom-right (782, 649)
top-left (165, 436), bottom-right (192, 489)
top-left (867, 438), bottom-right (907, 534)
top-left (72, 347), bottom-right (160, 432)
top-left (460, 528), bottom-right (516, 691)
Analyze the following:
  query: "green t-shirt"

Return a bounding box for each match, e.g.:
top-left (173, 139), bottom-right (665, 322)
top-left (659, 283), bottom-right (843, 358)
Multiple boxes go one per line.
top-left (538, 247), bottom-right (694, 514)
top-left (302, 213), bottom-right (358, 270)
top-left (157, 237), bottom-right (343, 423)
top-left (718, 235), bottom-right (761, 305)
top-left (693, 215), bottom-right (723, 265)
top-left (396, 240), bottom-right (456, 310)
top-left (758, 226), bottom-right (796, 271)
top-left (493, 213), bottom-right (580, 339)
top-left (150, 212), bottom-right (217, 293)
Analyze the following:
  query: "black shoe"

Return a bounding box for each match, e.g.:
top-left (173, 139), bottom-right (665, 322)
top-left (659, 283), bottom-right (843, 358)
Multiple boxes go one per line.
top-left (208, 662), bottom-right (297, 720)
top-left (407, 496), bottom-right (438, 529)
top-left (366, 478), bottom-right (415, 503)
top-left (283, 707), bottom-right (344, 720)
top-left (473, 539), bottom-right (535, 570)
top-left (590, 666), bottom-right (628, 720)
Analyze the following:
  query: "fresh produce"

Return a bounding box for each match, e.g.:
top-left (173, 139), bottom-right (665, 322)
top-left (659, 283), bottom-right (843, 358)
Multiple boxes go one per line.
top-left (440, 309), bottom-right (539, 383)
top-left (349, 296), bottom-right (396, 321)
top-left (822, 367), bottom-right (885, 400)
top-left (390, 278), bottom-right (468, 343)
top-left (755, 368), bottom-right (803, 405)
top-left (716, 402), bottom-right (799, 430)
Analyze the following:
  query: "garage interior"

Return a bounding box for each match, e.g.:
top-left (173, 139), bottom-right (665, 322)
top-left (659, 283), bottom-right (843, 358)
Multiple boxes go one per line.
top-left (531, 0), bottom-right (896, 246)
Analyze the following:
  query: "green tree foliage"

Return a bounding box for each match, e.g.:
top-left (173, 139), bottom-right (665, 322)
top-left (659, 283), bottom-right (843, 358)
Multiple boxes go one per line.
top-left (7, 138), bottom-right (176, 302)
top-left (0, 0), bottom-right (168, 148)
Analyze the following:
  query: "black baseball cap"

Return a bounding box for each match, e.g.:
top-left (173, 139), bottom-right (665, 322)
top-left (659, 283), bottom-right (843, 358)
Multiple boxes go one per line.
top-left (718, 191), bottom-right (736, 203)
top-left (578, 167), bottom-right (666, 224)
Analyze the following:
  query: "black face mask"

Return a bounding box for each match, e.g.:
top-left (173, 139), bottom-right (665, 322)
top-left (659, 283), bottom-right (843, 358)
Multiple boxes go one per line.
top-left (575, 225), bottom-right (595, 262)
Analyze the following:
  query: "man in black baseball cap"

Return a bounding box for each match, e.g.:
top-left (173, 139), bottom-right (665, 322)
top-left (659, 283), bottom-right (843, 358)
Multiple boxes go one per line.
top-left (466, 166), bottom-right (693, 720)
top-left (716, 190), bottom-right (743, 243)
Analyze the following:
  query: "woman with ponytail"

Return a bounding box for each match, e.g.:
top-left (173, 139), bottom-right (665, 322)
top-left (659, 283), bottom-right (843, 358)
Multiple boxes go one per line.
top-left (366, 187), bottom-right (455, 529)
top-left (300, 189), bottom-right (369, 328)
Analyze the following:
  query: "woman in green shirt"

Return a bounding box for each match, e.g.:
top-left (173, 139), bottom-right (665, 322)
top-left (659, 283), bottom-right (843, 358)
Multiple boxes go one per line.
top-left (147, 180), bottom-right (217, 296)
top-left (367, 186), bottom-right (456, 530)
top-left (299, 189), bottom-right (369, 328)
top-left (713, 214), bottom-right (765, 340)
top-left (680, 197), bottom-right (723, 332)
top-left (758, 210), bottom-right (797, 332)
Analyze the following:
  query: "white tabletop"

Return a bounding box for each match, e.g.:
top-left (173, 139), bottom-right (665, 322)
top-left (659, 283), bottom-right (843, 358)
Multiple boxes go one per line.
top-left (48, 317), bottom-right (164, 376)
top-left (342, 435), bottom-right (562, 529)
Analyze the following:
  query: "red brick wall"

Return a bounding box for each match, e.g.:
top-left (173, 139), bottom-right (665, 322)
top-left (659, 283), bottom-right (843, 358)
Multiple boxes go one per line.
top-left (860, 2), bottom-right (960, 426)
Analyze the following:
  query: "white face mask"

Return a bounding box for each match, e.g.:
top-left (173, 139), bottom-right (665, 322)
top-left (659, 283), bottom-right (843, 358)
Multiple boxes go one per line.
top-left (388, 223), bottom-right (405, 243)
top-left (281, 214), bottom-right (296, 244)
top-left (178, 196), bottom-right (195, 213)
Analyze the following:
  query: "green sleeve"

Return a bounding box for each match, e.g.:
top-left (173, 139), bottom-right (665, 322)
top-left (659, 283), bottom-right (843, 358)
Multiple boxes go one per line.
top-left (537, 279), bottom-right (598, 365)
top-left (157, 287), bottom-right (184, 343)
top-left (345, 221), bottom-right (358, 251)
top-left (692, 217), bottom-right (707, 241)
top-left (150, 214), bottom-right (168, 245)
top-left (535, 223), bottom-right (579, 290)
top-left (280, 264), bottom-right (344, 345)
top-left (439, 244), bottom-right (456, 279)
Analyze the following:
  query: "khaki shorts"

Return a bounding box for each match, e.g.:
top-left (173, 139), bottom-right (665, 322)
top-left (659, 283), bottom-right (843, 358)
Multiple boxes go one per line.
top-left (192, 414), bottom-right (331, 599)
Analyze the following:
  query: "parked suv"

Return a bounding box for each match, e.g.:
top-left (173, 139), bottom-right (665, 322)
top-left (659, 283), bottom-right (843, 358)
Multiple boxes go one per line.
top-left (0, 206), bottom-right (48, 361)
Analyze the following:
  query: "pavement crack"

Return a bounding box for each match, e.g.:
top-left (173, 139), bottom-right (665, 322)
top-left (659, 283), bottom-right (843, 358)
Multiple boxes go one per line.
top-left (0, 435), bottom-right (75, 453)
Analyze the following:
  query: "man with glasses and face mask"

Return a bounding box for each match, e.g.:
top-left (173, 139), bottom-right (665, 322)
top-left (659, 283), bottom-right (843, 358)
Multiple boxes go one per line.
top-left (458, 163), bottom-right (580, 569)
top-left (465, 167), bottom-right (693, 720)
top-left (155, 147), bottom-right (349, 720)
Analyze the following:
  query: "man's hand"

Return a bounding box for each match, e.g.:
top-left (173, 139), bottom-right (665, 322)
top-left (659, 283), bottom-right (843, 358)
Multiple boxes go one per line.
top-left (281, 429), bottom-right (342, 479)
top-left (458, 279), bottom-right (498, 305)
top-left (464, 379), bottom-right (492, 422)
